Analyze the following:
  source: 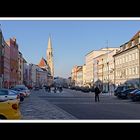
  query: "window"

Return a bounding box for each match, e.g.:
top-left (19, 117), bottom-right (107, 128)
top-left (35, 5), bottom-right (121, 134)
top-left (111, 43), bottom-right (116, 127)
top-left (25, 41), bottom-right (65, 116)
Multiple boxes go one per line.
top-left (132, 67), bottom-right (135, 75)
top-left (126, 56), bottom-right (128, 62)
top-left (122, 57), bottom-right (124, 63)
top-left (132, 53), bottom-right (135, 60)
top-left (129, 68), bottom-right (131, 75)
top-left (129, 54), bottom-right (132, 61)
top-left (132, 40), bottom-right (135, 46)
top-left (0, 90), bottom-right (8, 95)
top-left (136, 66), bottom-right (138, 74)
top-left (116, 60), bottom-right (118, 65)
top-left (120, 58), bottom-right (122, 64)
top-left (136, 52), bottom-right (138, 59)
top-left (126, 69), bottom-right (128, 75)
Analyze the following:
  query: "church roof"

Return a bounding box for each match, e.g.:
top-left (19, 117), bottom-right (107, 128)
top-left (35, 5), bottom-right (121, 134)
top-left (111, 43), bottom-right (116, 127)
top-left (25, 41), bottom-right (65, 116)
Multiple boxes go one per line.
top-left (38, 57), bottom-right (48, 67)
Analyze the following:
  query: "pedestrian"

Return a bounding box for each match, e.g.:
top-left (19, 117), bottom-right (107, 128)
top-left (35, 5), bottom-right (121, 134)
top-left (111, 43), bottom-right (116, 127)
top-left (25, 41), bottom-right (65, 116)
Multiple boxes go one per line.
top-left (48, 85), bottom-right (51, 92)
top-left (59, 85), bottom-right (63, 93)
top-left (53, 85), bottom-right (57, 93)
top-left (94, 86), bottom-right (101, 102)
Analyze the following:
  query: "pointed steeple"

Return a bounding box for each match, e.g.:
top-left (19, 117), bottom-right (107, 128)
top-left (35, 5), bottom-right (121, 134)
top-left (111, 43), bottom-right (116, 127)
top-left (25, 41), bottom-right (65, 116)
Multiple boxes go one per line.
top-left (46, 35), bottom-right (54, 77)
top-left (48, 35), bottom-right (52, 49)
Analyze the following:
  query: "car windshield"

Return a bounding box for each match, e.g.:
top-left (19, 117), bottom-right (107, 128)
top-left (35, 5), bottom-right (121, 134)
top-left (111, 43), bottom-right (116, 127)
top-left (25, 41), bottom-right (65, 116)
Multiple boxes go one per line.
top-left (19, 87), bottom-right (28, 90)
top-left (130, 89), bottom-right (139, 94)
top-left (136, 91), bottom-right (140, 94)
top-left (0, 90), bottom-right (8, 95)
top-left (9, 91), bottom-right (17, 95)
top-left (9, 90), bottom-right (18, 94)
top-left (116, 87), bottom-right (124, 92)
top-left (11, 88), bottom-right (21, 91)
top-left (14, 86), bottom-right (28, 90)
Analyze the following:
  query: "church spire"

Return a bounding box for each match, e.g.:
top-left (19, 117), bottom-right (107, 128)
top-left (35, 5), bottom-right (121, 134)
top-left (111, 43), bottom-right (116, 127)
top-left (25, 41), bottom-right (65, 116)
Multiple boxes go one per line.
top-left (48, 35), bottom-right (52, 49)
top-left (46, 35), bottom-right (54, 77)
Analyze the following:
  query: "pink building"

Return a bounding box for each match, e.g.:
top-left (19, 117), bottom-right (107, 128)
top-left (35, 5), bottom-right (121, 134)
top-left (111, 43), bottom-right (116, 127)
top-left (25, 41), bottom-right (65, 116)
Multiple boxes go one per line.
top-left (6, 37), bottom-right (19, 87)
top-left (3, 41), bottom-right (10, 88)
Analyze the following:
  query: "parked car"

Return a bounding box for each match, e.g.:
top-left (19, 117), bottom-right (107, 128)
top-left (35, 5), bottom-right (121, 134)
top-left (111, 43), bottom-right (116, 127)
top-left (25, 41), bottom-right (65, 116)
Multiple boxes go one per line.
top-left (0, 89), bottom-right (20, 102)
top-left (10, 87), bottom-right (26, 98)
top-left (114, 85), bottom-right (132, 96)
top-left (90, 86), bottom-right (95, 92)
top-left (13, 85), bottom-right (31, 97)
top-left (117, 88), bottom-right (136, 99)
top-left (34, 86), bottom-right (40, 91)
top-left (130, 90), bottom-right (140, 102)
top-left (26, 85), bottom-right (33, 90)
top-left (128, 89), bottom-right (140, 99)
top-left (80, 86), bottom-right (90, 93)
top-left (10, 90), bottom-right (24, 102)
top-left (0, 99), bottom-right (21, 119)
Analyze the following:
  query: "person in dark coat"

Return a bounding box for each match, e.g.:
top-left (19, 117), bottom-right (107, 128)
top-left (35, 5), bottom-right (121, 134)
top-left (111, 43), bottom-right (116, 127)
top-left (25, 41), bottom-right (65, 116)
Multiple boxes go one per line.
top-left (94, 86), bottom-right (101, 102)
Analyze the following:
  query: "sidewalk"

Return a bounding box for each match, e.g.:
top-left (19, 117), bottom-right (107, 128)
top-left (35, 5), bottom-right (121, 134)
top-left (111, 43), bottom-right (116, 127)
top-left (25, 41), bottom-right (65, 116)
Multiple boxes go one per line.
top-left (20, 89), bottom-right (77, 120)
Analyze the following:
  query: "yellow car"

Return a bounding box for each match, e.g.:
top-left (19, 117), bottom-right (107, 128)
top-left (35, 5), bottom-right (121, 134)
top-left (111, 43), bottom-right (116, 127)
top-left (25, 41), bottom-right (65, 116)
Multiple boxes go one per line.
top-left (0, 99), bottom-right (22, 119)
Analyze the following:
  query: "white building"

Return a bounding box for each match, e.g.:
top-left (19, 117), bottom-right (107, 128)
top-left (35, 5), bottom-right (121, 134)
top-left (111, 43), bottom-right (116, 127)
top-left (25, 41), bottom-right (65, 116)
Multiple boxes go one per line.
top-left (85, 48), bottom-right (114, 87)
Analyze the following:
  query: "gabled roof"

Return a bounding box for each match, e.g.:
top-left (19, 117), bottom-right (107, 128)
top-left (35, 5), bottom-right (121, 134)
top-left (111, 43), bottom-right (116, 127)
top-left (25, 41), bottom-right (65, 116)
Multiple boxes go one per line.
top-left (38, 57), bottom-right (48, 67)
top-left (130, 30), bottom-right (140, 41)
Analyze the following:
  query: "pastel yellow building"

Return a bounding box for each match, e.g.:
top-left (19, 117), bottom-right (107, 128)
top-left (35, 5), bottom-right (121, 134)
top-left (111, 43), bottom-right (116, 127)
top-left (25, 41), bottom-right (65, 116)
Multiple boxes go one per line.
top-left (82, 64), bottom-right (86, 86)
top-left (93, 48), bottom-right (118, 92)
top-left (85, 48), bottom-right (116, 87)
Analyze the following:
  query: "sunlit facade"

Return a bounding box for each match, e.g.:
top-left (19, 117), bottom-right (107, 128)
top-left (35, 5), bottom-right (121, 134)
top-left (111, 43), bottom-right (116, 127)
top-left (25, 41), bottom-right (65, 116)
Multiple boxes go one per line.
top-left (114, 31), bottom-right (140, 88)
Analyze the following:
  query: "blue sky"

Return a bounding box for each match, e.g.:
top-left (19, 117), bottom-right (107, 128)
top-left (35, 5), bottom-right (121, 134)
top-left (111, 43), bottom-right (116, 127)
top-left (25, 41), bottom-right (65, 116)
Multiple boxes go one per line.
top-left (1, 19), bottom-right (140, 78)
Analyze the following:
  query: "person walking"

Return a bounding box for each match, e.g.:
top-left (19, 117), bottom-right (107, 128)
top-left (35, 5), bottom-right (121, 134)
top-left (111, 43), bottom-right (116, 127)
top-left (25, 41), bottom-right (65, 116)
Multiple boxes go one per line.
top-left (94, 86), bottom-right (101, 102)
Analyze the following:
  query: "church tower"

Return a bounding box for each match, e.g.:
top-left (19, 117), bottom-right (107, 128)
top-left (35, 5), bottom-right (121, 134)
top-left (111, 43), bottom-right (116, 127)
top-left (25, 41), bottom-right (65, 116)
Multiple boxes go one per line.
top-left (46, 35), bottom-right (54, 77)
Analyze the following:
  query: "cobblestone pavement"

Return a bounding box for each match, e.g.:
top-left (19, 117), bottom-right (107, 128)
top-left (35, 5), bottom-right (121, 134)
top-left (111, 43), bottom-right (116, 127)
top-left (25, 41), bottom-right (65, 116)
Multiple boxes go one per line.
top-left (39, 89), bottom-right (140, 119)
top-left (20, 88), bottom-right (140, 120)
top-left (20, 89), bottom-right (77, 120)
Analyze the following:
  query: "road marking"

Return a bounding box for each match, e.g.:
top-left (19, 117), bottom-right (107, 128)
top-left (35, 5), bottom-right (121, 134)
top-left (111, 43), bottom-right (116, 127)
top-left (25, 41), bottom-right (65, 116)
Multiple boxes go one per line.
top-left (48, 102), bottom-right (132, 105)
top-left (25, 109), bottom-right (33, 112)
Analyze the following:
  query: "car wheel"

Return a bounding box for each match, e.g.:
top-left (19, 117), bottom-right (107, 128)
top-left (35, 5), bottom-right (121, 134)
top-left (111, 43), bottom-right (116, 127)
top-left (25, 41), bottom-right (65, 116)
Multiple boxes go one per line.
top-left (0, 115), bottom-right (7, 119)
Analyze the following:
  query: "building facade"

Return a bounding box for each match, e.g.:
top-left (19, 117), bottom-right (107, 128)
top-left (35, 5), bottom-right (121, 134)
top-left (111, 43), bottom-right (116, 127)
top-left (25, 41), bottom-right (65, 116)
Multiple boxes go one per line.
top-left (29, 64), bottom-right (38, 87)
top-left (6, 37), bottom-right (19, 87)
top-left (114, 31), bottom-right (140, 88)
top-left (23, 59), bottom-right (30, 86)
top-left (3, 41), bottom-right (10, 88)
top-left (36, 67), bottom-right (48, 86)
top-left (76, 66), bottom-right (83, 87)
top-left (85, 48), bottom-right (113, 87)
top-left (71, 66), bottom-right (78, 86)
top-left (93, 54), bottom-right (104, 90)
top-left (102, 49), bottom-right (118, 92)
top-left (82, 64), bottom-right (86, 86)
top-left (18, 51), bottom-right (24, 85)
top-left (93, 48), bottom-right (118, 92)
top-left (0, 30), bottom-right (5, 88)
